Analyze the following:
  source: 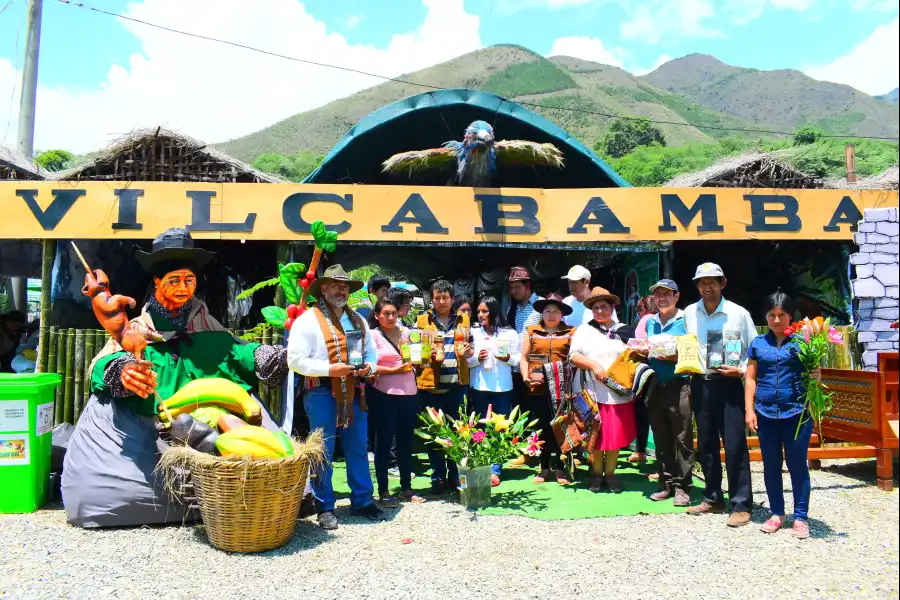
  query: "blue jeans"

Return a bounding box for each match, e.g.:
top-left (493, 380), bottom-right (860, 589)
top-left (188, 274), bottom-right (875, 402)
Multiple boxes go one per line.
top-left (469, 388), bottom-right (514, 476)
top-left (420, 386), bottom-right (465, 483)
top-left (368, 387), bottom-right (419, 494)
top-left (304, 387), bottom-right (374, 512)
top-left (757, 412), bottom-right (812, 521)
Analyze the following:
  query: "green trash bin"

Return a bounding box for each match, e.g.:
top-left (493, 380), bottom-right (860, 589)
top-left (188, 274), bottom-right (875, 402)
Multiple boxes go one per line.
top-left (0, 373), bottom-right (61, 513)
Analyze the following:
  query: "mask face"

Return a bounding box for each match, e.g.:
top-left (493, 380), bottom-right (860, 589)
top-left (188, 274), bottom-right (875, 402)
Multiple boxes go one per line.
top-left (154, 269), bottom-right (197, 311)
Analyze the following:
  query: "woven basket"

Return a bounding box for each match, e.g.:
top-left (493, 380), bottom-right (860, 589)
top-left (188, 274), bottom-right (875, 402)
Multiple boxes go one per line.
top-left (187, 445), bottom-right (312, 553)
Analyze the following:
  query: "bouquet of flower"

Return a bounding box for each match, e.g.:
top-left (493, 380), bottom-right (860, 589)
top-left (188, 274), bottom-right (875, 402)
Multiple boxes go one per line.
top-left (416, 402), bottom-right (542, 468)
top-left (785, 316), bottom-right (844, 438)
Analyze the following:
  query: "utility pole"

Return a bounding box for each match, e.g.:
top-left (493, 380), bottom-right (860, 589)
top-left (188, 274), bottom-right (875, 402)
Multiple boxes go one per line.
top-left (11, 0), bottom-right (44, 314)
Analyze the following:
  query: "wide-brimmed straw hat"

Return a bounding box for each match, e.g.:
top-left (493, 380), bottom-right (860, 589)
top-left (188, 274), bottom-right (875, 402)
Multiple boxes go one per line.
top-left (135, 227), bottom-right (215, 274)
top-left (583, 286), bottom-right (621, 308)
top-left (533, 292), bottom-right (573, 316)
top-left (308, 264), bottom-right (364, 298)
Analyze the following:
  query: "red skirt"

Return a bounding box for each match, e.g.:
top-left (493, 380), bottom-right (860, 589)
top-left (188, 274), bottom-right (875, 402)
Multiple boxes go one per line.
top-left (594, 401), bottom-right (637, 451)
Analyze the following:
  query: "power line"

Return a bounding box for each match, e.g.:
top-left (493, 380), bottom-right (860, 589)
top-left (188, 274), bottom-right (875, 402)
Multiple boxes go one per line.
top-left (56, 0), bottom-right (900, 142)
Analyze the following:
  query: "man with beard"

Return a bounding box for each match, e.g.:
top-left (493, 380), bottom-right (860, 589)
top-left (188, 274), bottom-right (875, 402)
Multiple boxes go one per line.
top-left (287, 265), bottom-right (385, 530)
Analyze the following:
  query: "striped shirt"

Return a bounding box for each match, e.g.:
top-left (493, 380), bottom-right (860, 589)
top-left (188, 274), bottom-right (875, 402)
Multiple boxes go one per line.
top-left (513, 292), bottom-right (543, 337)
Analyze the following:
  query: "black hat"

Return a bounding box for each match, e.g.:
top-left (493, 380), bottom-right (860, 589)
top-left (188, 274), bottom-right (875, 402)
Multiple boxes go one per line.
top-left (533, 293), bottom-right (573, 316)
top-left (135, 227), bottom-right (215, 274)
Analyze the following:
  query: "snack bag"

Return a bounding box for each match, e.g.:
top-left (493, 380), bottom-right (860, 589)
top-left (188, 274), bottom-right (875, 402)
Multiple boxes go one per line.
top-left (724, 330), bottom-right (742, 367)
top-left (648, 334), bottom-right (677, 359)
top-left (626, 338), bottom-right (651, 356)
top-left (674, 334), bottom-right (704, 375)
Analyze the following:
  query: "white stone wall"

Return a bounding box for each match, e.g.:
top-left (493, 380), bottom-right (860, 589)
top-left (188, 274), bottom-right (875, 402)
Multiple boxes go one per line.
top-left (850, 207), bottom-right (899, 370)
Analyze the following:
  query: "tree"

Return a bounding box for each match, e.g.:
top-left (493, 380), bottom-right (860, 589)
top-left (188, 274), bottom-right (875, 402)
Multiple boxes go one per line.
top-left (252, 151), bottom-right (325, 182)
top-left (35, 149), bottom-right (75, 171)
top-left (793, 126), bottom-right (824, 146)
top-left (596, 117), bottom-right (666, 159)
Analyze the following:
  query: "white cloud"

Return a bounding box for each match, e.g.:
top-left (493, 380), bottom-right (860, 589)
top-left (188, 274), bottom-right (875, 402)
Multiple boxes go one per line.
top-left (620, 0), bottom-right (724, 44)
top-left (345, 14), bottom-right (364, 29)
top-left (803, 18), bottom-right (899, 95)
top-left (632, 54), bottom-right (673, 76)
top-left (547, 36), bottom-right (625, 68)
top-left (0, 0), bottom-right (482, 153)
top-left (725, 0), bottom-right (816, 25)
top-left (849, 0), bottom-right (899, 10)
top-left (496, 0), bottom-right (599, 12)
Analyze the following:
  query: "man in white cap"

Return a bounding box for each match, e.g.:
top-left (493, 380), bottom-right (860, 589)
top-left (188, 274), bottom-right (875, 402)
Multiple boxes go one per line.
top-left (683, 262), bottom-right (757, 528)
top-left (562, 265), bottom-right (593, 327)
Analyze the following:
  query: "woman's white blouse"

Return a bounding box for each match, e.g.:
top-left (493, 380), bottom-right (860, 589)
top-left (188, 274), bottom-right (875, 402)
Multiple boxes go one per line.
top-left (569, 325), bottom-right (632, 405)
top-left (466, 327), bottom-right (522, 393)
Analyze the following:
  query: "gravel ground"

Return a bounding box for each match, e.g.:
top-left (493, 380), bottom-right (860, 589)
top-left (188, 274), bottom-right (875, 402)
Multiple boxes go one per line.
top-left (1, 459), bottom-right (897, 600)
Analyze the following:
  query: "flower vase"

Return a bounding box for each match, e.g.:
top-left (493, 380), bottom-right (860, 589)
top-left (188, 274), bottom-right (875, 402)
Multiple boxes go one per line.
top-left (458, 465), bottom-right (492, 509)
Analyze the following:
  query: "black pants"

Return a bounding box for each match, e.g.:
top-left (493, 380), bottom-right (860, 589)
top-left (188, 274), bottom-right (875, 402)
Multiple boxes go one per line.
top-left (691, 377), bottom-right (752, 513)
top-left (634, 396), bottom-right (650, 454)
top-left (647, 379), bottom-right (694, 491)
top-left (369, 387), bottom-right (419, 494)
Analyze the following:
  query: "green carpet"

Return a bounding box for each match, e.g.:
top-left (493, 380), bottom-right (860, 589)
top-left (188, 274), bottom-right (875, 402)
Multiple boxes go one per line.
top-left (330, 451), bottom-right (692, 521)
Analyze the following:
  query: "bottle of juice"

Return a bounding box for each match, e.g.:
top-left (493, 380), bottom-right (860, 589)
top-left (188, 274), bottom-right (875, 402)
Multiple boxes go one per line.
top-left (421, 330), bottom-right (433, 367)
top-left (408, 329), bottom-right (422, 365)
top-left (434, 336), bottom-right (445, 363)
top-left (400, 331), bottom-right (411, 364)
top-left (454, 326), bottom-right (467, 357)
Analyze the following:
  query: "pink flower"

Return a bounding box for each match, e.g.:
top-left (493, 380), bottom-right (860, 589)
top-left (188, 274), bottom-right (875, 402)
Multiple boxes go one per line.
top-left (827, 326), bottom-right (844, 345)
top-left (472, 431), bottom-right (486, 444)
top-left (802, 326), bottom-right (811, 344)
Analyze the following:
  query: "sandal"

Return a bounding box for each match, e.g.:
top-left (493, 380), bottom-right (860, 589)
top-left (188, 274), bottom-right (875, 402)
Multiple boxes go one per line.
top-left (398, 490), bottom-right (426, 504)
top-left (790, 520), bottom-right (810, 539)
top-left (379, 493), bottom-right (400, 509)
top-left (760, 516), bottom-right (783, 534)
top-left (589, 476), bottom-right (605, 492)
top-left (533, 469), bottom-right (552, 484)
top-left (555, 469), bottom-right (572, 485)
top-left (605, 476), bottom-right (623, 493)
top-left (627, 452), bottom-right (647, 464)
top-left (491, 474), bottom-right (501, 487)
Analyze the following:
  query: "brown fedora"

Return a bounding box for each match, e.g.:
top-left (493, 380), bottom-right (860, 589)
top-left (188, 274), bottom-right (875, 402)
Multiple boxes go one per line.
top-left (308, 264), bottom-right (364, 298)
top-left (533, 293), bottom-right (573, 316)
top-left (507, 266), bottom-right (531, 282)
top-left (583, 286), bottom-right (621, 308)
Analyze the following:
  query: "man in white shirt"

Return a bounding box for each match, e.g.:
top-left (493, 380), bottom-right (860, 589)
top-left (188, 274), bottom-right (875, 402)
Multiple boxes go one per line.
top-left (287, 265), bottom-right (385, 530)
top-left (561, 265), bottom-right (593, 327)
top-left (683, 262), bottom-right (757, 528)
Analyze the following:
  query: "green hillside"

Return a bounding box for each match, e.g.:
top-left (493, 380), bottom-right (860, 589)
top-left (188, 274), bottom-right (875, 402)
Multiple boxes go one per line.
top-left (642, 54), bottom-right (899, 139)
top-left (216, 45), bottom-right (764, 162)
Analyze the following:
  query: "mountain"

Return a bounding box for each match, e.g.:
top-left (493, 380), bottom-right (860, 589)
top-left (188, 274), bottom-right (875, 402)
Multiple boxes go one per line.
top-left (217, 46), bottom-right (899, 164)
top-left (876, 88), bottom-right (899, 104)
top-left (642, 54), bottom-right (899, 139)
top-left (216, 45), bottom-right (760, 162)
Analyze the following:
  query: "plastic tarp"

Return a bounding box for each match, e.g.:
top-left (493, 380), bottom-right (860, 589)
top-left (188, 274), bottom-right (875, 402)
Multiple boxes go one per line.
top-left (304, 88), bottom-right (630, 189)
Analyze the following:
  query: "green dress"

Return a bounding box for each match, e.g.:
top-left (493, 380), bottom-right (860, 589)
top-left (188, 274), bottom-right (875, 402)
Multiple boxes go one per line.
top-left (90, 311), bottom-right (261, 416)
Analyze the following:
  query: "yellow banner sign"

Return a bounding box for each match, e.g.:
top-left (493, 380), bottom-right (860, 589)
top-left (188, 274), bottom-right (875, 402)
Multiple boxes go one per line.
top-left (1, 182), bottom-right (896, 242)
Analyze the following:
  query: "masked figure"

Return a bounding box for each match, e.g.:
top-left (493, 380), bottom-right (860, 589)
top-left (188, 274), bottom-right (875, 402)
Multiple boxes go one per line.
top-left (61, 228), bottom-right (288, 528)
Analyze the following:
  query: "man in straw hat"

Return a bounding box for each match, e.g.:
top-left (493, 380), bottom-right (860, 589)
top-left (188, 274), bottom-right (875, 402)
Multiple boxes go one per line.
top-left (62, 227), bottom-right (288, 529)
top-left (683, 262), bottom-right (757, 528)
top-left (287, 264), bottom-right (385, 530)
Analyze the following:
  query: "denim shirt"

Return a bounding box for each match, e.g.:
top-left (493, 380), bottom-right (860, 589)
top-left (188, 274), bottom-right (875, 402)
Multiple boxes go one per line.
top-left (748, 331), bottom-right (806, 419)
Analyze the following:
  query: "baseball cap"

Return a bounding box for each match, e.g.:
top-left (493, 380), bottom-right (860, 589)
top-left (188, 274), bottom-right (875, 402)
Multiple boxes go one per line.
top-left (508, 266), bottom-right (531, 282)
top-left (649, 279), bottom-right (679, 293)
top-left (693, 262), bottom-right (725, 280)
top-left (561, 265), bottom-right (591, 281)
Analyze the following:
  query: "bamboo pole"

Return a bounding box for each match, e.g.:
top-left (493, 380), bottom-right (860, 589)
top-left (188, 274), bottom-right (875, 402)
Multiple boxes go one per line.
top-left (37, 239), bottom-right (57, 373)
top-left (65, 329), bottom-right (75, 424)
top-left (84, 333), bottom-right (96, 407)
top-left (274, 241), bottom-right (291, 308)
top-left (73, 330), bottom-right (85, 422)
top-left (54, 329), bottom-right (66, 425)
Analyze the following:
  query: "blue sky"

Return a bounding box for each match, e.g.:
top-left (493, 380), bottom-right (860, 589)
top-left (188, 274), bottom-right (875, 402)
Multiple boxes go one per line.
top-left (0, 0), bottom-right (897, 152)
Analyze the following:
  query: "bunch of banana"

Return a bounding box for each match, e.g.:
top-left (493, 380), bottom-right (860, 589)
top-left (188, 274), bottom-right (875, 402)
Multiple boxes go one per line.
top-left (215, 426), bottom-right (295, 459)
top-left (157, 378), bottom-right (261, 424)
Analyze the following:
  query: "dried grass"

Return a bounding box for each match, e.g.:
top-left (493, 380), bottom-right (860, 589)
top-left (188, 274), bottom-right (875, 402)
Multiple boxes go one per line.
top-left (824, 164), bottom-right (899, 191)
top-left (0, 145), bottom-right (47, 180)
top-left (664, 151), bottom-right (821, 189)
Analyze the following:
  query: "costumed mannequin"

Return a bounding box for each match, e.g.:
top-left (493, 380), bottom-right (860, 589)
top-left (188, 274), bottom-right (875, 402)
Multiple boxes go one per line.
top-left (61, 228), bottom-right (288, 528)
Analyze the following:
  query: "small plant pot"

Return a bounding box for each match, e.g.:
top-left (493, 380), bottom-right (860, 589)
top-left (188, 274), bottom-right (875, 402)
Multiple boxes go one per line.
top-left (458, 465), bottom-right (492, 509)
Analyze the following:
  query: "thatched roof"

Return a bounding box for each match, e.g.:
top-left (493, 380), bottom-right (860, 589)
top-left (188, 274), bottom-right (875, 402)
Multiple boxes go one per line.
top-left (53, 127), bottom-right (281, 183)
top-left (664, 151), bottom-right (822, 189)
top-left (824, 165), bottom-right (899, 191)
top-left (0, 145), bottom-right (47, 180)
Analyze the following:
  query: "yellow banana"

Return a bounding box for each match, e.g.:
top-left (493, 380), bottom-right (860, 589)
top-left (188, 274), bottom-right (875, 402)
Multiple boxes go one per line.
top-left (158, 378), bottom-right (262, 424)
top-left (215, 426), bottom-right (288, 458)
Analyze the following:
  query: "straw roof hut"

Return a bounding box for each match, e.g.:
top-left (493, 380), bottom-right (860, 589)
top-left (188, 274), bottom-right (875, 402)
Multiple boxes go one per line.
top-left (0, 145), bottom-right (47, 180)
top-left (53, 127), bottom-right (281, 183)
top-left (824, 165), bottom-right (899, 191)
top-left (664, 152), bottom-right (822, 189)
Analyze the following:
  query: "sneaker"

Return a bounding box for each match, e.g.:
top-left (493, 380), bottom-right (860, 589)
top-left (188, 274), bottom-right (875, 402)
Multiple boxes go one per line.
top-left (352, 503), bottom-right (388, 521)
top-left (317, 510), bottom-right (338, 530)
top-left (673, 489), bottom-right (691, 507)
top-left (387, 466), bottom-right (401, 478)
top-left (727, 511), bottom-right (752, 528)
top-left (687, 501), bottom-right (726, 515)
top-left (650, 488), bottom-right (672, 502)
